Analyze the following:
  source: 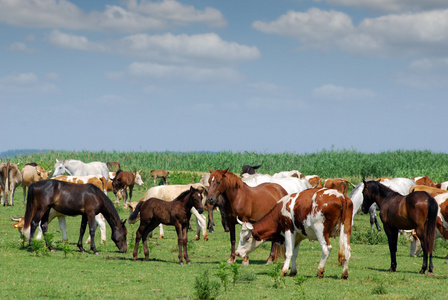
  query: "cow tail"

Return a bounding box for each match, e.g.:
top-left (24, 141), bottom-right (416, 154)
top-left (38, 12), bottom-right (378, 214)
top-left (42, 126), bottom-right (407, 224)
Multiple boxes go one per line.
top-left (338, 196), bottom-right (353, 266)
top-left (128, 201), bottom-right (144, 224)
top-left (425, 195), bottom-right (438, 255)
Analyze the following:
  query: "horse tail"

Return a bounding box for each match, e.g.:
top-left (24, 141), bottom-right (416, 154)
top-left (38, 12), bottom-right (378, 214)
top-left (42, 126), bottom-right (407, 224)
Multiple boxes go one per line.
top-left (425, 195), bottom-right (438, 254)
top-left (128, 201), bottom-right (144, 225)
top-left (338, 196), bottom-right (353, 267)
top-left (23, 182), bottom-right (36, 241)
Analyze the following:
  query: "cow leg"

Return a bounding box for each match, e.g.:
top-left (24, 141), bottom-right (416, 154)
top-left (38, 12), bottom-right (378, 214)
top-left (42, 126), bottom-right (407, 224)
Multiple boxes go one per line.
top-left (159, 223), bottom-right (164, 239)
top-left (281, 230), bottom-right (294, 276)
top-left (265, 242), bottom-right (278, 265)
top-left (77, 215), bottom-right (88, 253)
top-left (384, 225), bottom-right (399, 272)
top-left (123, 188), bottom-right (128, 209)
top-left (57, 216), bottom-right (68, 242)
top-left (96, 214), bottom-right (107, 245)
top-left (289, 239), bottom-right (303, 277)
top-left (316, 226), bottom-right (333, 278)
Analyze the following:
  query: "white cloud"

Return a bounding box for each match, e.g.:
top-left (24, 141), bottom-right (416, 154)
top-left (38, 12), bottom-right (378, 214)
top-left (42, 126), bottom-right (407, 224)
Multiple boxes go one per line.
top-left (118, 33), bottom-right (260, 64)
top-left (252, 8), bottom-right (354, 50)
top-left (127, 62), bottom-right (243, 82)
top-left (0, 0), bottom-right (226, 32)
top-left (312, 84), bottom-right (375, 101)
top-left (254, 8), bottom-right (448, 58)
top-left (0, 73), bottom-right (38, 85)
top-left (0, 72), bottom-right (59, 95)
top-left (396, 57), bottom-right (448, 88)
top-left (48, 30), bottom-right (106, 51)
top-left (324, 0), bottom-right (448, 13)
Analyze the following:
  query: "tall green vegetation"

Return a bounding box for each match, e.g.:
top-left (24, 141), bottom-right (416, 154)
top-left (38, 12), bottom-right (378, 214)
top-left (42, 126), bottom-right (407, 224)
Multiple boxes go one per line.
top-left (4, 149), bottom-right (448, 183)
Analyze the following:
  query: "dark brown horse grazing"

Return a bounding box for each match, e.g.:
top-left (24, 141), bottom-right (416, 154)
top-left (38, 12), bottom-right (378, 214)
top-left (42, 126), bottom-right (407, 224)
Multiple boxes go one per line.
top-left (362, 180), bottom-right (437, 275)
top-left (207, 168), bottom-right (288, 265)
top-left (129, 186), bottom-right (204, 264)
top-left (23, 179), bottom-right (128, 254)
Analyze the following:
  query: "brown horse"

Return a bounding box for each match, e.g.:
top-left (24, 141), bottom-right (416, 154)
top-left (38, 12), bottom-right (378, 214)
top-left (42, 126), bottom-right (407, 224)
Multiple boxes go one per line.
top-left (362, 180), bottom-right (437, 275)
top-left (207, 168), bottom-right (288, 265)
top-left (112, 169), bottom-right (144, 208)
top-left (23, 179), bottom-right (128, 254)
top-left (150, 169), bottom-right (169, 185)
top-left (129, 186), bottom-right (204, 265)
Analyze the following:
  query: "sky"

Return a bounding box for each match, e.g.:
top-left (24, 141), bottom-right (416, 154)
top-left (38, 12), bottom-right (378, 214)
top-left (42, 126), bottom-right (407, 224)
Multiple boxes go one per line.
top-left (1, 0), bottom-right (448, 154)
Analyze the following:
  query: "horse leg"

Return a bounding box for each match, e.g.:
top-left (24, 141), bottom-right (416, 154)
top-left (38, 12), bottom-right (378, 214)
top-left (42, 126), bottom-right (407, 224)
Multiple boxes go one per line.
top-left (123, 188), bottom-right (128, 209)
top-left (175, 223), bottom-right (186, 265)
top-left (133, 222), bottom-right (145, 260)
top-left (181, 225), bottom-right (191, 264)
top-left (40, 210), bottom-right (55, 251)
top-left (265, 242), bottom-right (278, 265)
top-left (77, 215), bottom-right (88, 253)
top-left (415, 226), bottom-right (434, 275)
top-left (142, 221), bottom-right (159, 261)
top-left (227, 221), bottom-right (236, 264)
top-left (22, 185), bottom-right (27, 205)
top-left (207, 205), bottom-right (214, 233)
top-left (87, 215), bottom-right (99, 255)
top-left (384, 225), bottom-right (399, 272)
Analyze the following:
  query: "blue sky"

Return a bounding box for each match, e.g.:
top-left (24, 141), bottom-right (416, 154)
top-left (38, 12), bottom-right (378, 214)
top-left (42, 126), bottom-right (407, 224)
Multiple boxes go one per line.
top-left (1, 0), bottom-right (448, 154)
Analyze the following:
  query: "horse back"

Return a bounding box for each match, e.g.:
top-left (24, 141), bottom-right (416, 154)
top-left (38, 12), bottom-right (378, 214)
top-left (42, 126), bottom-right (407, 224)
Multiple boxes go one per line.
top-left (242, 182), bottom-right (287, 222)
top-left (140, 197), bottom-right (180, 224)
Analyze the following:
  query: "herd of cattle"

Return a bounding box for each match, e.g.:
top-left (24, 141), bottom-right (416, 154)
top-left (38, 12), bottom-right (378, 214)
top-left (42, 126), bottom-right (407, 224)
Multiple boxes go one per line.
top-left (1, 160), bottom-right (448, 279)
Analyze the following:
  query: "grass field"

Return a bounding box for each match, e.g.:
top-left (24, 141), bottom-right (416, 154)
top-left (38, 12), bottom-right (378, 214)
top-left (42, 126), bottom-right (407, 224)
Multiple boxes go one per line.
top-left (1, 151), bottom-right (448, 299)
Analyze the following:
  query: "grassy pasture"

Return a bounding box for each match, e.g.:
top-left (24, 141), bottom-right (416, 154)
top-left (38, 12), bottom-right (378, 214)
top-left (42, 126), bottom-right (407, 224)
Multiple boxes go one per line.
top-left (1, 150), bottom-right (448, 299)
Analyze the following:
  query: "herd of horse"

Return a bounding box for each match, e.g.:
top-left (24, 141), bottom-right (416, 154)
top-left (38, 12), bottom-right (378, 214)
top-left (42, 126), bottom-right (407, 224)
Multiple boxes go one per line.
top-left (2, 159), bottom-right (446, 279)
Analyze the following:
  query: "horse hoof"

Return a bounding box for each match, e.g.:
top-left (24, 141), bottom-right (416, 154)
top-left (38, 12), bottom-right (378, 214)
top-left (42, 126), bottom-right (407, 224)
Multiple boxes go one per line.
top-left (187, 261), bottom-right (192, 265)
top-left (426, 272), bottom-right (435, 277)
top-left (179, 262), bottom-right (184, 265)
top-left (289, 271), bottom-right (297, 277)
top-left (194, 236), bottom-right (200, 241)
top-left (94, 252), bottom-right (99, 255)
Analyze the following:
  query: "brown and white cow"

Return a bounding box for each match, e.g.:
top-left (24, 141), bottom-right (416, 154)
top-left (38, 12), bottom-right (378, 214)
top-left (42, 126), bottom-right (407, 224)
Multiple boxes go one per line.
top-left (305, 175), bottom-right (322, 188)
top-left (0, 162), bottom-right (22, 206)
top-left (412, 176), bottom-right (436, 187)
top-left (53, 175), bottom-right (107, 194)
top-left (236, 188), bottom-right (353, 279)
top-left (323, 178), bottom-right (354, 196)
top-left (21, 163), bottom-right (51, 204)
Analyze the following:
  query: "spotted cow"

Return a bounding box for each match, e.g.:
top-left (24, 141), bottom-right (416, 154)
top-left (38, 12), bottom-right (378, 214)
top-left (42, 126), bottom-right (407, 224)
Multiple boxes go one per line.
top-left (236, 188), bottom-right (353, 279)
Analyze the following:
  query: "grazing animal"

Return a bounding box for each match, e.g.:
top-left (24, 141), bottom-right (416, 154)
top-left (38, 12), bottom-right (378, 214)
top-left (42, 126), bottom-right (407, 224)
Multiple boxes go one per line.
top-left (361, 180), bottom-right (437, 275)
top-left (129, 186), bottom-right (204, 264)
top-left (13, 209), bottom-right (107, 245)
top-left (112, 169), bottom-right (144, 208)
top-left (305, 175), bottom-right (322, 188)
top-left (241, 164), bottom-right (261, 176)
top-left (21, 164), bottom-right (51, 204)
top-left (53, 159), bottom-right (109, 182)
top-left (150, 169), bottom-right (169, 185)
top-left (0, 162), bottom-right (22, 206)
top-left (134, 183), bottom-right (209, 240)
top-left (409, 185), bottom-right (447, 196)
top-left (323, 178), bottom-right (354, 196)
top-left (236, 188), bottom-right (353, 279)
top-left (207, 168), bottom-right (288, 265)
top-left (242, 173), bottom-right (311, 195)
top-left (23, 179), bottom-right (127, 254)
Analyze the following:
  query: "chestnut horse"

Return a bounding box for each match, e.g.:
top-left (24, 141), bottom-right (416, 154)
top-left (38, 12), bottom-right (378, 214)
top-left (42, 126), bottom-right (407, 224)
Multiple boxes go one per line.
top-left (23, 179), bottom-right (127, 254)
top-left (362, 180), bottom-right (437, 275)
top-left (207, 168), bottom-right (288, 265)
top-left (112, 169), bottom-right (144, 208)
top-left (129, 186), bottom-right (204, 264)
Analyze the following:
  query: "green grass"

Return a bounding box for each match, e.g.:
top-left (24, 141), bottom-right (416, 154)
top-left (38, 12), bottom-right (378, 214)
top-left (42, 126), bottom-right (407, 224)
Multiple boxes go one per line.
top-left (1, 150), bottom-right (448, 299)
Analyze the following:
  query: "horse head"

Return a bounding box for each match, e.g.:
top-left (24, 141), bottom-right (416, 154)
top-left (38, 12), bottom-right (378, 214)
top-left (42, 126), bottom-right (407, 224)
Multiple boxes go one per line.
top-left (189, 186), bottom-right (204, 214)
top-left (53, 159), bottom-right (71, 177)
top-left (207, 168), bottom-right (229, 206)
top-left (111, 219), bottom-right (128, 253)
top-left (361, 180), bottom-right (379, 214)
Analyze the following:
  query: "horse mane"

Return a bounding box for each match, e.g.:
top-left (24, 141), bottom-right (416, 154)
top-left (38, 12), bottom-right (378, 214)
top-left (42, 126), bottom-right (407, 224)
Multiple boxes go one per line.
top-left (99, 190), bottom-right (122, 222)
top-left (224, 171), bottom-right (244, 189)
top-left (173, 189), bottom-right (193, 202)
top-left (369, 180), bottom-right (400, 199)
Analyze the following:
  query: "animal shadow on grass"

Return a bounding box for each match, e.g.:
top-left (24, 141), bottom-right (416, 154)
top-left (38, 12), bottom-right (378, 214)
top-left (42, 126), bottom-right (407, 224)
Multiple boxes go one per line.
top-left (366, 266), bottom-right (421, 274)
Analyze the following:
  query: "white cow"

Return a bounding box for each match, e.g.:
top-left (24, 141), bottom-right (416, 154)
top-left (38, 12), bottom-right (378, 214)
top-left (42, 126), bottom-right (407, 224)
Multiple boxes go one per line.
top-left (242, 173), bottom-right (311, 195)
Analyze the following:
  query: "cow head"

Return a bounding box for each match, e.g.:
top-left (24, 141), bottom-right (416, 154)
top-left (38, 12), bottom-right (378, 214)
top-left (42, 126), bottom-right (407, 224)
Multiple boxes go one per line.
top-left (235, 218), bottom-right (264, 258)
top-left (134, 170), bottom-right (144, 186)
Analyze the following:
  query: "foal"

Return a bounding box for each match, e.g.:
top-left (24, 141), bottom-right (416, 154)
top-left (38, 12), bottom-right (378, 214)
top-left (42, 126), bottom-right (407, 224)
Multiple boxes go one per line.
top-left (129, 186), bottom-right (204, 264)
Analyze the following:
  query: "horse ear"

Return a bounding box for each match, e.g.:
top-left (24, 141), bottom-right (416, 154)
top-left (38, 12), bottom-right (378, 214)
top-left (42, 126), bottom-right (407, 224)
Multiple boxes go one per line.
top-left (208, 168), bottom-right (213, 173)
top-left (223, 168), bottom-right (229, 174)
